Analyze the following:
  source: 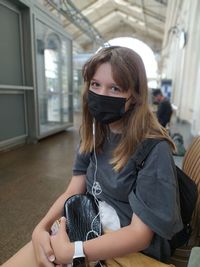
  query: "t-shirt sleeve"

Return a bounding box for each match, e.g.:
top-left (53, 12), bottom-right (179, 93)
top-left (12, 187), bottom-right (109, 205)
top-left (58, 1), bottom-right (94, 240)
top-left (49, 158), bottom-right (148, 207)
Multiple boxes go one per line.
top-left (128, 141), bottom-right (183, 239)
top-left (72, 145), bottom-right (91, 176)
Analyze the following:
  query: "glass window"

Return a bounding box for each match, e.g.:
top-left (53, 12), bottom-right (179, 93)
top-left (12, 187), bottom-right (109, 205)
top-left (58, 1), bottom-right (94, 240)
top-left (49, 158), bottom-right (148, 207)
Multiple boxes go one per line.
top-left (0, 3), bottom-right (23, 85)
top-left (35, 19), bottom-right (72, 135)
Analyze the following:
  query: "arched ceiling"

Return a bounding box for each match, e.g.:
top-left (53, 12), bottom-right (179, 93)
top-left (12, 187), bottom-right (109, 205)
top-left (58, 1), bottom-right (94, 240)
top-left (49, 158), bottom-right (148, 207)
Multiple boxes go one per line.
top-left (43, 0), bottom-right (168, 53)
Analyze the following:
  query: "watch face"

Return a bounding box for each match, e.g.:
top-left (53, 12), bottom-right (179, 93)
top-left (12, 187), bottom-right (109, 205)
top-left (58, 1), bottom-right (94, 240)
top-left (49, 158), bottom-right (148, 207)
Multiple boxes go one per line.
top-left (73, 257), bottom-right (86, 267)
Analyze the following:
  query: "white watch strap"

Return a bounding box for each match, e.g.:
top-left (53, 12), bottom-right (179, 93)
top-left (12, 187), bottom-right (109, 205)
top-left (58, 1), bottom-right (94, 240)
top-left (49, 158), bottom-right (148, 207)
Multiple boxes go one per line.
top-left (73, 241), bottom-right (85, 259)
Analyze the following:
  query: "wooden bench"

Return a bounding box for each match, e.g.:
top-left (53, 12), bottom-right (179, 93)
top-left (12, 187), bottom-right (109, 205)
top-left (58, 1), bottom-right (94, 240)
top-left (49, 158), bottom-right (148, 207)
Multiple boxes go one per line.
top-left (170, 136), bottom-right (200, 267)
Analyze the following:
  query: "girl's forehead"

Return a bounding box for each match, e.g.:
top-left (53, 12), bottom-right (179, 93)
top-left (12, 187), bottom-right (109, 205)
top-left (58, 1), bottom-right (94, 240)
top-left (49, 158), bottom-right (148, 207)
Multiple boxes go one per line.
top-left (93, 63), bottom-right (114, 78)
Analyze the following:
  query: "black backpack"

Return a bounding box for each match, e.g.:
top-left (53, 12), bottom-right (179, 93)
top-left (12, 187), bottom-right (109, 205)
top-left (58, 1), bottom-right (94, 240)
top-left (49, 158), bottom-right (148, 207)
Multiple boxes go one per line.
top-left (134, 138), bottom-right (198, 254)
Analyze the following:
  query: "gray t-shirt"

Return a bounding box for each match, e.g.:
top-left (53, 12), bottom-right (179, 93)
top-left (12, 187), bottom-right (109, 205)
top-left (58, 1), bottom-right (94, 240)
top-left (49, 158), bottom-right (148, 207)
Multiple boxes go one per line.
top-left (72, 132), bottom-right (183, 262)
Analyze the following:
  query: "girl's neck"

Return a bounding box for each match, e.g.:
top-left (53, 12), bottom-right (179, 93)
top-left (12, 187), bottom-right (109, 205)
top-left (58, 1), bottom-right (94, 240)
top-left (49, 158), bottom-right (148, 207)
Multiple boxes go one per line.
top-left (109, 120), bottom-right (123, 133)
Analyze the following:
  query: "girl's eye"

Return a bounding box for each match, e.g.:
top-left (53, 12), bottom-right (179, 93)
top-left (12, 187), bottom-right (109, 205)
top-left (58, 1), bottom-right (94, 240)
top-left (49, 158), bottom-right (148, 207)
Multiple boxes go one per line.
top-left (111, 86), bottom-right (121, 93)
top-left (90, 81), bottom-right (100, 88)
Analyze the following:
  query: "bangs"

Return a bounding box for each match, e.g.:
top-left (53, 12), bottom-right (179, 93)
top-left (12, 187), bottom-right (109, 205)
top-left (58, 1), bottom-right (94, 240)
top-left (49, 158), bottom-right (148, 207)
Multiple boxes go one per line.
top-left (82, 46), bottom-right (140, 93)
top-left (110, 49), bottom-right (140, 93)
top-left (83, 62), bottom-right (101, 83)
top-left (82, 48), bottom-right (114, 82)
top-left (110, 60), bottom-right (132, 92)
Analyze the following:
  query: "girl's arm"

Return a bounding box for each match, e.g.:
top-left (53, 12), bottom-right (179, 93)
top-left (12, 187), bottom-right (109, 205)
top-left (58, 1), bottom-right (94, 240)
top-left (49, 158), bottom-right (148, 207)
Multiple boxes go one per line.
top-left (84, 213), bottom-right (154, 260)
top-left (51, 212), bottom-right (154, 264)
top-left (32, 175), bottom-right (86, 266)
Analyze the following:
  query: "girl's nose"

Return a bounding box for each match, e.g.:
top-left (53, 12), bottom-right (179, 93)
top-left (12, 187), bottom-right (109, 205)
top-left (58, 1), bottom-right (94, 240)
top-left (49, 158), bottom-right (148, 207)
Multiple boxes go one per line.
top-left (97, 86), bottom-right (107, 96)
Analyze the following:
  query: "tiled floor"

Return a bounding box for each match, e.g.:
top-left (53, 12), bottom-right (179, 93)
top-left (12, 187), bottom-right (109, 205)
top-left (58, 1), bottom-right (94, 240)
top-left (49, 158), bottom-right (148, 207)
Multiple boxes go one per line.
top-left (0, 114), bottom-right (193, 264)
top-left (0, 120), bottom-right (80, 264)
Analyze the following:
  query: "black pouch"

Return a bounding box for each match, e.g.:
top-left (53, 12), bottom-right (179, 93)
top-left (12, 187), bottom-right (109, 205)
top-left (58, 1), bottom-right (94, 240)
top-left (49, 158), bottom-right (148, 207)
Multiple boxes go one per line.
top-left (63, 193), bottom-right (102, 242)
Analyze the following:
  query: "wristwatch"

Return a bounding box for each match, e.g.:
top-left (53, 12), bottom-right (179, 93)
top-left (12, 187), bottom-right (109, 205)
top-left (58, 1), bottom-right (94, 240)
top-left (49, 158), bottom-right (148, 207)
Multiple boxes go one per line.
top-left (72, 241), bottom-right (86, 267)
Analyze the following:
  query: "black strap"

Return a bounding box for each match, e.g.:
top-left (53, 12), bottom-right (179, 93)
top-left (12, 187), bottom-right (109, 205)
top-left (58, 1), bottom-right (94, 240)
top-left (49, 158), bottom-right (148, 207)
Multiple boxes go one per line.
top-left (134, 139), bottom-right (163, 171)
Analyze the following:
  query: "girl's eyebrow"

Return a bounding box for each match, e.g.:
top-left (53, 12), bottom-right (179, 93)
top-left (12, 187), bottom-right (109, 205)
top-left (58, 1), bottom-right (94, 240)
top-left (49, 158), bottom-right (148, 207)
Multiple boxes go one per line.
top-left (90, 78), bottom-right (99, 83)
top-left (110, 83), bottom-right (120, 86)
top-left (91, 78), bottom-right (120, 87)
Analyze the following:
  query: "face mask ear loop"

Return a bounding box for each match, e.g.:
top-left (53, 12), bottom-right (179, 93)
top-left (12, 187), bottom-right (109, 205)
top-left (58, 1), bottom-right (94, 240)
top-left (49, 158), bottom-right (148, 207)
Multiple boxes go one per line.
top-left (126, 95), bottom-right (133, 103)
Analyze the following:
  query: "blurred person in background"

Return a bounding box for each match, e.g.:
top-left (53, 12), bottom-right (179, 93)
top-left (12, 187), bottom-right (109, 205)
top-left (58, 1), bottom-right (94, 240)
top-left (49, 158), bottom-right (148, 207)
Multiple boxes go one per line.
top-left (153, 89), bottom-right (173, 128)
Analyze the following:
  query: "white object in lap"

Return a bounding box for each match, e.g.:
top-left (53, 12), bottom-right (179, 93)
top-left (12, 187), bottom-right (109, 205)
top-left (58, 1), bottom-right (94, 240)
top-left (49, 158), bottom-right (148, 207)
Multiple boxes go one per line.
top-left (99, 201), bottom-right (121, 231)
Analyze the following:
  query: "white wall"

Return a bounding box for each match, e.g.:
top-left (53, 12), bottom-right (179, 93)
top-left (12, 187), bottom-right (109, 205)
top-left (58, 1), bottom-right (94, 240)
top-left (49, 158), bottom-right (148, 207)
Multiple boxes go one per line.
top-left (161, 0), bottom-right (200, 136)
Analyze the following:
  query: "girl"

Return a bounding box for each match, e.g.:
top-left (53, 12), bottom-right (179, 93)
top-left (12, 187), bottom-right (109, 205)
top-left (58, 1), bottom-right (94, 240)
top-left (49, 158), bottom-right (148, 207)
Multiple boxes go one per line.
top-left (2, 46), bottom-right (182, 267)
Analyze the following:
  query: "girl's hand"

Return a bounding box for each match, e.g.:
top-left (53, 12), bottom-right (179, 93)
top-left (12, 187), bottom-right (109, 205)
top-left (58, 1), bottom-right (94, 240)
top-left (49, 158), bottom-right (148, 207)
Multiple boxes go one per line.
top-left (32, 224), bottom-right (55, 267)
top-left (50, 217), bottom-right (74, 265)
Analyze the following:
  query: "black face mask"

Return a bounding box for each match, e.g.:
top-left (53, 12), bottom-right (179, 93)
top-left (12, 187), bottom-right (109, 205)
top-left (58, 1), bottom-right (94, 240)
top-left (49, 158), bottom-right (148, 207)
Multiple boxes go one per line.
top-left (88, 90), bottom-right (128, 124)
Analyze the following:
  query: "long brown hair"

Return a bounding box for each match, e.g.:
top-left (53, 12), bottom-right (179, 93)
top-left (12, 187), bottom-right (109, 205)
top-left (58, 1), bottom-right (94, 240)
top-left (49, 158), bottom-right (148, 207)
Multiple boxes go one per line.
top-left (80, 46), bottom-right (175, 171)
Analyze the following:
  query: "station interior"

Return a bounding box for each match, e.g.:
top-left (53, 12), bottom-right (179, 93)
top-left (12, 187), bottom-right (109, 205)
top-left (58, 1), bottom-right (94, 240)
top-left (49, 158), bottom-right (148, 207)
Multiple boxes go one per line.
top-left (0, 0), bottom-right (200, 266)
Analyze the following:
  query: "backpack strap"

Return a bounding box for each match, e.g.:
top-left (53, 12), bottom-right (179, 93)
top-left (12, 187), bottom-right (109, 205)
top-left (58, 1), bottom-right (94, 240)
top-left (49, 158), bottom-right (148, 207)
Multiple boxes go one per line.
top-left (134, 139), bottom-right (163, 171)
